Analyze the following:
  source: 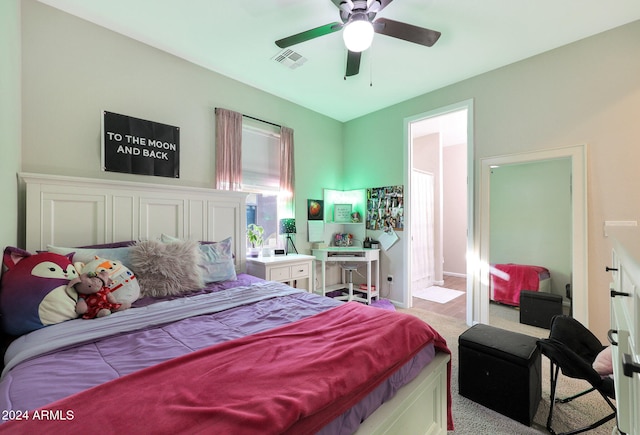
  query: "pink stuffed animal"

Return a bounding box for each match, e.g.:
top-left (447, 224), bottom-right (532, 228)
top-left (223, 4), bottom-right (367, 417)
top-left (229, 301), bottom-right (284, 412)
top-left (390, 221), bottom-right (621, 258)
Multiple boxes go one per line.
top-left (68, 271), bottom-right (131, 319)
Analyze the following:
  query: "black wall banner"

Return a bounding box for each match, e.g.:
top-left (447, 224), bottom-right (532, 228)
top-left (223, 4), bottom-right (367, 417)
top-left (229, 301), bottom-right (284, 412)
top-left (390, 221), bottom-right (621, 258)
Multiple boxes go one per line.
top-left (102, 111), bottom-right (180, 178)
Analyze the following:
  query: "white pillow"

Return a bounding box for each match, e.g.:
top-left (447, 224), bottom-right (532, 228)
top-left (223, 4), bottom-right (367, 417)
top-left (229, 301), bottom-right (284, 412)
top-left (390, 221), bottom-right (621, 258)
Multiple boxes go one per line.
top-left (199, 238), bottom-right (237, 283)
top-left (47, 245), bottom-right (133, 268)
top-left (592, 346), bottom-right (613, 376)
top-left (160, 234), bottom-right (237, 283)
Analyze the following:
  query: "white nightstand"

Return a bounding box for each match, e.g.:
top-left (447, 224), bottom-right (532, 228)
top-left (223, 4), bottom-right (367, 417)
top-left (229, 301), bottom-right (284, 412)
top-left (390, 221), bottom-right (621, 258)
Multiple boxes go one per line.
top-left (246, 254), bottom-right (315, 292)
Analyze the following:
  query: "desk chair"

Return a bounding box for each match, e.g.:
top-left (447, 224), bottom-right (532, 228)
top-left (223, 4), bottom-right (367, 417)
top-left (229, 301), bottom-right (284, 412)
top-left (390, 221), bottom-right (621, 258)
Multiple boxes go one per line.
top-left (334, 263), bottom-right (358, 301)
top-left (343, 263), bottom-right (378, 305)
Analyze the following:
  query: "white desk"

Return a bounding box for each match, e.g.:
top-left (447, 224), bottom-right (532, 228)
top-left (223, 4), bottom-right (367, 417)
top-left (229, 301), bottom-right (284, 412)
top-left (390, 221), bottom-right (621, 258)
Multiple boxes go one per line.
top-left (312, 247), bottom-right (380, 304)
top-left (246, 254), bottom-right (315, 292)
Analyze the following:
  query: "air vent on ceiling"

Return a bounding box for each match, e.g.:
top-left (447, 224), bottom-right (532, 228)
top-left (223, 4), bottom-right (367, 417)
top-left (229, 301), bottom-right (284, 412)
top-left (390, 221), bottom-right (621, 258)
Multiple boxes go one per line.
top-left (272, 49), bottom-right (307, 70)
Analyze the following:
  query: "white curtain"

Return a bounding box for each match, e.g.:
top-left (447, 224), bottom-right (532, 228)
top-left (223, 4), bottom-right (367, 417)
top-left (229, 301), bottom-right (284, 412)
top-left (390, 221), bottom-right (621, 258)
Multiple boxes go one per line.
top-left (411, 170), bottom-right (435, 291)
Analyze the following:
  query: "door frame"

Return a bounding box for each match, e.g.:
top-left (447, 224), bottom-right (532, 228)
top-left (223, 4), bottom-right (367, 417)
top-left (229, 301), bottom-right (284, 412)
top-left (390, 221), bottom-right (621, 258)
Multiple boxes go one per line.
top-left (476, 144), bottom-right (588, 326)
top-left (403, 99), bottom-right (474, 323)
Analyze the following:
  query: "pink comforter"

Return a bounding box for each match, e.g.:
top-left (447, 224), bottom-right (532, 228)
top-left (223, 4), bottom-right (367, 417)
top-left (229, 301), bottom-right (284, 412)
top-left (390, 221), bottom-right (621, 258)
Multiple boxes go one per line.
top-left (1, 302), bottom-right (452, 434)
top-left (491, 263), bottom-right (548, 306)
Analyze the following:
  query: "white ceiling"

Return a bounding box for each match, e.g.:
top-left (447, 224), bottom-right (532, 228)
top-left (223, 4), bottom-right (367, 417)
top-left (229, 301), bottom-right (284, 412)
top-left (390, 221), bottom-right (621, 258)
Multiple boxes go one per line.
top-left (39, 0), bottom-right (640, 123)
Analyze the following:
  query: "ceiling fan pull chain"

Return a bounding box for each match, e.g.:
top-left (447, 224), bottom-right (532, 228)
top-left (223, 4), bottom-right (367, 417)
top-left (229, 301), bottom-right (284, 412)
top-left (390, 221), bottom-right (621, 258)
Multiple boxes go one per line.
top-left (344, 48), bottom-right (348, 80)
top-left (368, 45), bottom-right (372, 86)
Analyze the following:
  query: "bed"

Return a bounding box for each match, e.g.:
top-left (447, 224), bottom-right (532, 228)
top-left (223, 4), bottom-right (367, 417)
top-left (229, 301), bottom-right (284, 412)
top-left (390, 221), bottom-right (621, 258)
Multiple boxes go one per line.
top-left (0, 173), bottom-right (452, 434)
top-left (490, 263), bottom-right (551, 306)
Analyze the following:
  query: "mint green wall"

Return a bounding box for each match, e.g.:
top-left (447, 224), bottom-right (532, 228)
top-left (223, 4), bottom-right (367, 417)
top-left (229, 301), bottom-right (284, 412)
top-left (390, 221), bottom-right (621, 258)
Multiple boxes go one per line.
top-left (0, 0), bottom-right (20, 250)
top-left (19, 0), bottom-right (343, 252)
top-left (343, 112), bottom-right (406, 189)
top-left (489, 159), bottom-right (572, 298)
top-left (343, 20), bottom-right (640, 337)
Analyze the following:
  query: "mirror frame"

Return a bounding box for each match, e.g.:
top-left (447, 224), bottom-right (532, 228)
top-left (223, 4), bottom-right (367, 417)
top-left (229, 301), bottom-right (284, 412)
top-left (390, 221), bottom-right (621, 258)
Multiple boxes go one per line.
top-left (475, 144), bottom-right (587, 326)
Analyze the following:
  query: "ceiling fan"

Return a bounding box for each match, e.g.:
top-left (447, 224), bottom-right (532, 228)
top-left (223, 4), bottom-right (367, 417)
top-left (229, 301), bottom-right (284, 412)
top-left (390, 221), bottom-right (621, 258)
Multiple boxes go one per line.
top-left (275, 0), bottom-right (441, 78)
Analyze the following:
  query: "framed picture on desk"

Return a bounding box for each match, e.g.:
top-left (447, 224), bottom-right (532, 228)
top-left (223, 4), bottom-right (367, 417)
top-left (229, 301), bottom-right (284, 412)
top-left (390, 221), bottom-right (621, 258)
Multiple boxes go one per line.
top-left (334, 204), bottom-right (352, 223)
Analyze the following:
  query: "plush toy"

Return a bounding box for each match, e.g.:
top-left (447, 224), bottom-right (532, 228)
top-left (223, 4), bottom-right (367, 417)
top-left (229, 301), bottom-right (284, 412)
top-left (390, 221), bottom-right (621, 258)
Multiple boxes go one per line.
top-left (75, 256), bottom-right (140, 304)
top-left (68, 271), bottom-right (131, 319)
top-left (0, 247), bottom-right (79, 336)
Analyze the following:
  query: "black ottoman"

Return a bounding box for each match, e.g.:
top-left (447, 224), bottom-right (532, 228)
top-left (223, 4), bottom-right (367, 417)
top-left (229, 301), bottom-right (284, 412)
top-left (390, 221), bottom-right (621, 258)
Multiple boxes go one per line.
top-left (458, 324), bottom-right (541, 425)
top-left (519, 290), bottom-right (563, 329)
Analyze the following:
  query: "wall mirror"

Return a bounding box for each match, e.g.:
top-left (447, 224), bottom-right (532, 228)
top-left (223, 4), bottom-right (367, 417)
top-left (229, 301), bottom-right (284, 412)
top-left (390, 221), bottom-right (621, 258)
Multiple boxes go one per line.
top-left (476, 145), bottom-right (587, 326)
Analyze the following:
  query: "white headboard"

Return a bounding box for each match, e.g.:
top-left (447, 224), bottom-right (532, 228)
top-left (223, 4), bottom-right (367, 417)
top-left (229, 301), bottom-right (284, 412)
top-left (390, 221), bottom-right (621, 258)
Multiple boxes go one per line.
top-left (20, 173), bottom-right (248, 271)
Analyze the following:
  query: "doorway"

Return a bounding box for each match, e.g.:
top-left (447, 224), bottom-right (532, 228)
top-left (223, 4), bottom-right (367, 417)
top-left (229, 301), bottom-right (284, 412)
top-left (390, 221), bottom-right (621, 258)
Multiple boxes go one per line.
top-left (477, 145), bottom-right (587, 326)
top-left (404, 100), bottom-right (474, 323)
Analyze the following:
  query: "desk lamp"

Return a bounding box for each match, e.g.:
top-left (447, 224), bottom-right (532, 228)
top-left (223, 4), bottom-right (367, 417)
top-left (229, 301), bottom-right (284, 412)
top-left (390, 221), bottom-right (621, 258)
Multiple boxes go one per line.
top-left (279, 218), bottom-right (298, 255)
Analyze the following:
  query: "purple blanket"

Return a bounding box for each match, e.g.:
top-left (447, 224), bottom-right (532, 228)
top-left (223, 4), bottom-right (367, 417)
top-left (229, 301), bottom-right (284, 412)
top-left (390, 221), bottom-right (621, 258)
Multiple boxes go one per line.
top-left (0, 275), bottom-right (435, 434)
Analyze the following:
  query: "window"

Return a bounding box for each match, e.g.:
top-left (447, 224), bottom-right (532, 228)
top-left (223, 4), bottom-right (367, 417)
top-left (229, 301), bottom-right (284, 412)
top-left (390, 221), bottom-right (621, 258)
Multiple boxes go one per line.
top-left (241, 121), bottom-right (280, 192)
top-left (241, 119), bottom-right (284, 248)
top-left (214, 108), bottom-right (294, 250)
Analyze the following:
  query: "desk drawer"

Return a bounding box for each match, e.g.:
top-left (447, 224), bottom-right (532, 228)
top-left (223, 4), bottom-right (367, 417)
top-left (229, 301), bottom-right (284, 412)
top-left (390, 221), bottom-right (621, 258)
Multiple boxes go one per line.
top-left (291, 263), bottom-right (310, 279)
top-left (269, 265), bottom-right (291, 281)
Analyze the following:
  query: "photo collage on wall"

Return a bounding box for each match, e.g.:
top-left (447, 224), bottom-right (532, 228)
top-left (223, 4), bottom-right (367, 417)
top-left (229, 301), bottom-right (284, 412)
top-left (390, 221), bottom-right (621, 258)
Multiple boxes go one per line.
top-left (366, 185), bottom-right (404, 231)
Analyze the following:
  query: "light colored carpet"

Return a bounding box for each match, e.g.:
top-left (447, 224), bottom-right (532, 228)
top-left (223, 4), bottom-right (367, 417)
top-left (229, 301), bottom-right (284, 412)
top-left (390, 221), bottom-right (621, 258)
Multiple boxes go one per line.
top-left (398, 307), bottom-right (617, 435)
top-left (413, 286), bottom-right (465, 304)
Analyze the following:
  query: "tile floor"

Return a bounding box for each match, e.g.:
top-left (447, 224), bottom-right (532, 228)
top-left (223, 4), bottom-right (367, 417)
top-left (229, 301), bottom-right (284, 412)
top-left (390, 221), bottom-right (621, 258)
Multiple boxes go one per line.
top-left (412, 275), bottom-right (467, 321)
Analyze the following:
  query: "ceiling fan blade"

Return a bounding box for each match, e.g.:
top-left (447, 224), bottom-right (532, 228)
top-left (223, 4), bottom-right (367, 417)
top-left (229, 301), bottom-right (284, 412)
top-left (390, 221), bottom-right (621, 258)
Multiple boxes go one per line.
top-left (374, 17), bottom-right (441, 47)
top-left (368, 0), bottom-right (394, 14)
top-left (275, 22), bottom-right (343, 49)
top-left (345, 50), bottom-right (361, 77)
top-left (331, 0), bottom-right (353, 12)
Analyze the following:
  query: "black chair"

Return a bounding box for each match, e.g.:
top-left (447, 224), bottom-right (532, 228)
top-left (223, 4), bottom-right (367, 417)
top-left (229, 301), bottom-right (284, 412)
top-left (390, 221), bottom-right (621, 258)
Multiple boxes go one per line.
top-left (536, 315), bottom-right (617, 435)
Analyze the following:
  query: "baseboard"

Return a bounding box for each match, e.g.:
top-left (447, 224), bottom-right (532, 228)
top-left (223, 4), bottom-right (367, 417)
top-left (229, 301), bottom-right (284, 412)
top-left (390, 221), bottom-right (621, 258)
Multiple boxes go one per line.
top-left (392, 299), bottom-right (409, 309)
top-left (444, 272), bottom-right (466, 278)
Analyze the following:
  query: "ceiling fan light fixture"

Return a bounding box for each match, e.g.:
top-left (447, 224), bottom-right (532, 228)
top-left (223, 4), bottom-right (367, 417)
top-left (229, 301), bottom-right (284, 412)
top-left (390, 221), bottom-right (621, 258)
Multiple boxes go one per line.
top-left (274, 1), bottom-right (441, 77)
top-left (342, 18), bottom-right (374, 52)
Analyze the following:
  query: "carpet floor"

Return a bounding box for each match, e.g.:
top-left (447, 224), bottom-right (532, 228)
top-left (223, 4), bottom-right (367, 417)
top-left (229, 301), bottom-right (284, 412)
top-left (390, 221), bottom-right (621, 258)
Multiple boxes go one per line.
top-left (398, 307), bottom-right (618, 434)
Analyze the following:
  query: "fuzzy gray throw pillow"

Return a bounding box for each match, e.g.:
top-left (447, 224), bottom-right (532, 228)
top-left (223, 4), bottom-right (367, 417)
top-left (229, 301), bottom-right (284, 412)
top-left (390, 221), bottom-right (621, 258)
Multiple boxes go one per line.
top-left (129, 239), bottom-right (204, 297)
